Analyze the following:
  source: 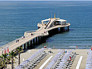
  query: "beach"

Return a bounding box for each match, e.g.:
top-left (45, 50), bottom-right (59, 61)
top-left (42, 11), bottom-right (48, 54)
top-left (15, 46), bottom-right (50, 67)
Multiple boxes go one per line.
top-left (6, 48), bottom-right (88, 69)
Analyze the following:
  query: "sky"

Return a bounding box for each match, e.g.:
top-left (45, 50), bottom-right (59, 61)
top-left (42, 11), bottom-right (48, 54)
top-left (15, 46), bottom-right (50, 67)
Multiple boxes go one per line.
top-left (0, 0), bottom-right (92, 1)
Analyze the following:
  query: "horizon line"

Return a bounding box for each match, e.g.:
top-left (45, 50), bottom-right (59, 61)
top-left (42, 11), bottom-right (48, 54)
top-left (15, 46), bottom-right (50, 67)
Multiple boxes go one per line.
top-left (0, 0), bottom-right (92, 2)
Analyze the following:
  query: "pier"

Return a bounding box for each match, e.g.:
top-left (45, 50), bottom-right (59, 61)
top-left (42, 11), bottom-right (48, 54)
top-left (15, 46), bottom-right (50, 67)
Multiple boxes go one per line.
top-left (0, 17), bottom-right (70, 55)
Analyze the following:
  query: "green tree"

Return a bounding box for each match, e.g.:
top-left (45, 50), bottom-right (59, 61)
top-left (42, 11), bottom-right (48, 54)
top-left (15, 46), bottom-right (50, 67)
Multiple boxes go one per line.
top-left (16, 46), bottom-right (23, 65)
top-left (0, 54), bottom-right (10, 69)
top-left (0, 56), bottom-right (3, 69)
top-left (9, 51), bottom-right (16, 69)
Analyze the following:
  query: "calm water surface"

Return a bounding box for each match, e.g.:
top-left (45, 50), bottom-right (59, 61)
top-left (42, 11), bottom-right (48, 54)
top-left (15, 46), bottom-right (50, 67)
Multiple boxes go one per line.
top-left (0, 1), bottom-right (92, 48)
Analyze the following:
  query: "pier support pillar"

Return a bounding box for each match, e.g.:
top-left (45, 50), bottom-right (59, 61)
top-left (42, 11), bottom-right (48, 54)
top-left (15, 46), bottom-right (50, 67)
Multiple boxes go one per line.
top-left (27, 42), bottom-right (30, 49)
top-left (41, 36), bottom-right (46, 43)
top-left (24, 44), bottom-right (26, 50)
top-left (67, 26), bottom-right (69, 31)
top-left (26, 43), bottom-right (27, 49)
top-left (58, 27), bottom-right (61, 33)
top-left (60, 27), bottom-right (64, 32)
top-left (38, 36), bottom-right (41, 44)
top-left (30, 40), bottom-right (33, 48)
top-left (36, 37), bottom-right (38, 45)
top-left (33, 38), bottom-right (35, 46)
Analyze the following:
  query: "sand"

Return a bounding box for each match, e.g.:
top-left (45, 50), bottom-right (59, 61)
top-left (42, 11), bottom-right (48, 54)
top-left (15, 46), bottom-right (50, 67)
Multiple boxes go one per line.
top-left (7, 49), bottom-right (89, 69)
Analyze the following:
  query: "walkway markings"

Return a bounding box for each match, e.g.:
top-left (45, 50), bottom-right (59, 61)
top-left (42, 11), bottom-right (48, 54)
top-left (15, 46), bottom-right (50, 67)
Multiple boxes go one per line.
top-left (76, 56), bottom-right (83, 69)
top-left (39, 56), bottom-right (53, 69)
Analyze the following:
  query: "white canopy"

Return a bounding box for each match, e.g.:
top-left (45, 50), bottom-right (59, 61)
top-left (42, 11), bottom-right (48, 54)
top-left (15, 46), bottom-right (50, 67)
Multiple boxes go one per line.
top-left (56, 19), bottom-right (66, 22)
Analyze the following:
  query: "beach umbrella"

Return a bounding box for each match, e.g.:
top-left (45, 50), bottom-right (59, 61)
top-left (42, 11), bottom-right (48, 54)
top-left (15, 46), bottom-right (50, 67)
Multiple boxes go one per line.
top-left (76, 46), bottom-right (78, 49)
top-left (44, 46), bottom-right (47, 48)
top-left (7, 47), bottom-right (9, 53)
top-left (4, 48), bottom-right (6, 54)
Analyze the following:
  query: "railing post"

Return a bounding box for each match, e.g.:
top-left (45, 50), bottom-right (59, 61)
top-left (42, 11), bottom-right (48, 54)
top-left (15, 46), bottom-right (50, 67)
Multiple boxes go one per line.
top-left (24, 44), bottom-right (26, 50)
top-left (30, 40), bottom-right (33, 48)
top-left (27, 42), bottom-right (30, 49)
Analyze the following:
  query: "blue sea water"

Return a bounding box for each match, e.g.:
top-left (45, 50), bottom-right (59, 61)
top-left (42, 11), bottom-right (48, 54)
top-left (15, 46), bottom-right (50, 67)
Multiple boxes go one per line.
top-left (0, 1), bottom-right (92, 48)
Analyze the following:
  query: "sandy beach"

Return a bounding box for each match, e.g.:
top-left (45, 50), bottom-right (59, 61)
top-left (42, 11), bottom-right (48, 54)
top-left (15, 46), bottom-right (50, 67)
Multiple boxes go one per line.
top-left (6, 49), bottom-right (89, 69)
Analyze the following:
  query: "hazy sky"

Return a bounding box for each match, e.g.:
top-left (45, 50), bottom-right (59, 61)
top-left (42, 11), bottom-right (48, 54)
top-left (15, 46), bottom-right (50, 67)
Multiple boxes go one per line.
top-left (0, 0), bottom-right (92, 1)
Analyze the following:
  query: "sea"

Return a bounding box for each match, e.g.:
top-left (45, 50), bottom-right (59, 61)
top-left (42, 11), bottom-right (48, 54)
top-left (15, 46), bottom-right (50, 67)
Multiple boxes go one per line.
top-left (0, 1), bottom-right (92, 49)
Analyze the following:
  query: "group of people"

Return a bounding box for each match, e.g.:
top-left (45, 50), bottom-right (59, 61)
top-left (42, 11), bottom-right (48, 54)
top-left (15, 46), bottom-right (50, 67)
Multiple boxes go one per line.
top-left (16, 36), bottom-right (25, 43)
